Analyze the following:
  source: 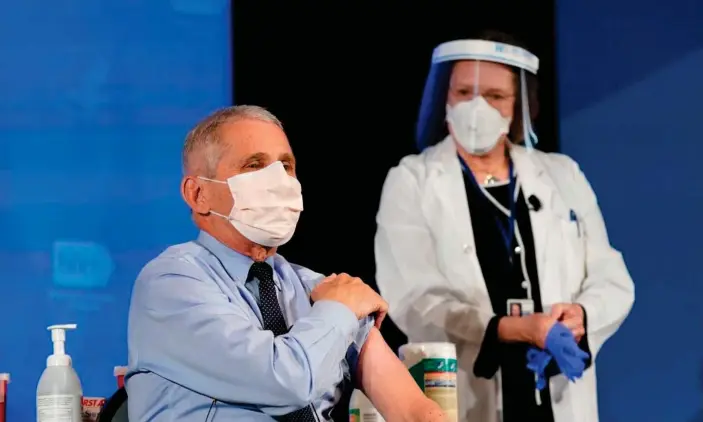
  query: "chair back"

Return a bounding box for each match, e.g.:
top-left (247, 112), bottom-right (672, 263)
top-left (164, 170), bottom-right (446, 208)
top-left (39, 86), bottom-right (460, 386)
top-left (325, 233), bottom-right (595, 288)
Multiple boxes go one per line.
top-left (97, 387), bottom-right (128, 422)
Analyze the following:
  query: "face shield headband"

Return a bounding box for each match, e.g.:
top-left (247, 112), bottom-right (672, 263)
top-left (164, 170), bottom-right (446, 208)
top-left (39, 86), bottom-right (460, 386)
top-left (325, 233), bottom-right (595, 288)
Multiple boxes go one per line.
top-left (416, 39), bottom-right (540, 152)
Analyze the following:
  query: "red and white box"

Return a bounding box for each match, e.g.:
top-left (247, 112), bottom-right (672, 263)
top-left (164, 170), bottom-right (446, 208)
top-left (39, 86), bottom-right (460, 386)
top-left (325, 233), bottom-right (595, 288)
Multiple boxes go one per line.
top-left (0, 374), bottom-right (10, 422)
top-left (81, 397), bottom-right (106, 422)
top-left (114, 366), bottom-right (127, 389)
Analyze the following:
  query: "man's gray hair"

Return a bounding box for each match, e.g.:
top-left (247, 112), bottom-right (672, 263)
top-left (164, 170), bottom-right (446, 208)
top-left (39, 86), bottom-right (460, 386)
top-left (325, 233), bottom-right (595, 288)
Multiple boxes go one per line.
top-left (182, 105), bottom-right (283, 177)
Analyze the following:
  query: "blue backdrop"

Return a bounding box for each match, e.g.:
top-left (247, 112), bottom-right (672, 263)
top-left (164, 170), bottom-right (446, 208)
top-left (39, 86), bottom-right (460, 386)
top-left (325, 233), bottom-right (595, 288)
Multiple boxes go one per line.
top-left (0, 1), bottom-right (230, 419)
top-left (558, 2), bottom-right (703, 421)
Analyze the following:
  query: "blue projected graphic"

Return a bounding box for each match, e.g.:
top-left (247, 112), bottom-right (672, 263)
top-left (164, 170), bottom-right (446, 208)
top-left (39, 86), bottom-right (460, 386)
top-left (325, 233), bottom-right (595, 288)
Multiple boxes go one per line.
top-left (0, 1), bottom-right (231, 419)
top-left (558, 3), bottom-right (703, 422)
top-left (52, 241), bottom-right (114, 289)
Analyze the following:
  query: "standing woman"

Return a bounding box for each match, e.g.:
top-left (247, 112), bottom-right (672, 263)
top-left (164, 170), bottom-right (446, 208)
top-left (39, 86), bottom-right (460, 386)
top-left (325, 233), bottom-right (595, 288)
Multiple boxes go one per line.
top-left (374, 31), bottom-right (634, 422)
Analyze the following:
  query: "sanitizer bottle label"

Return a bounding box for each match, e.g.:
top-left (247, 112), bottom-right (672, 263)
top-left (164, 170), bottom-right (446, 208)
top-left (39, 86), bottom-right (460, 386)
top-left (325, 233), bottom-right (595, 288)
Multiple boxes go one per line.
top-left (350, 407), bottom-right (384, 422)
top-left (37, 395), bottom-right (82, 422)
top-left (408, 358), bottom-right (458, 422)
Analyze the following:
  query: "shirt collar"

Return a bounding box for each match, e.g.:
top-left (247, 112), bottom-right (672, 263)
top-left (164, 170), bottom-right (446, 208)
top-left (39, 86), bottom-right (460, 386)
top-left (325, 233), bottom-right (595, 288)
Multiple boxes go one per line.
top-left (196, 231), bottom-right (280, 289)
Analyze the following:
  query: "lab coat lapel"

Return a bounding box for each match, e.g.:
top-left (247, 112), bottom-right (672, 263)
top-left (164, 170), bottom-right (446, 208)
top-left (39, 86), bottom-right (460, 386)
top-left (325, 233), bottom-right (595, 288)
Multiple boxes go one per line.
top-left (427, 138), bottom-right (489, 299)
top-left (510, 146), bottom-right (561, 305)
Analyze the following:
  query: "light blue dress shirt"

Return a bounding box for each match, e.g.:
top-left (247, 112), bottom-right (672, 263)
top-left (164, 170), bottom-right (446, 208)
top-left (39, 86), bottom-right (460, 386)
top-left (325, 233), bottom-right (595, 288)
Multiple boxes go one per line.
top-left (126, 231), bottom-right (374, 421)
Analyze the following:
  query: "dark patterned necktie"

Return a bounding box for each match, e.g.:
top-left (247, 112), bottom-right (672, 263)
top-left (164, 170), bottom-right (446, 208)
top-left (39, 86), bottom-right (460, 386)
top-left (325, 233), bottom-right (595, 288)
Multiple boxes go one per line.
top-left (247, 262), bottom-right (318, 422)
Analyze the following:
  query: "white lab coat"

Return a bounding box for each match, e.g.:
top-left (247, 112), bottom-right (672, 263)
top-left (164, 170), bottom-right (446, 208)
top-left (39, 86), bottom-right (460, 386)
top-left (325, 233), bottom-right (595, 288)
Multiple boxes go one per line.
top-left (374, 136), bottom-right (634, 422)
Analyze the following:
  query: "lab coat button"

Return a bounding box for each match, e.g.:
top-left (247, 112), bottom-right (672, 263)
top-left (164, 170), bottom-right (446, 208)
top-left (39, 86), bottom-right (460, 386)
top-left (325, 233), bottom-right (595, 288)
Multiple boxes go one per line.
top-left (514, 246), bottom-right (522, 254)
top-left (462, 244), bottom-right (470, 253)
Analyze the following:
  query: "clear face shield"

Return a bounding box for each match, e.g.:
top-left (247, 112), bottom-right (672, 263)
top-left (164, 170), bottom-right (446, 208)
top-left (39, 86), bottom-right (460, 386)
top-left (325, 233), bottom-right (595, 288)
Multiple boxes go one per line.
top-left (416, 40), bottom-right (539, 154)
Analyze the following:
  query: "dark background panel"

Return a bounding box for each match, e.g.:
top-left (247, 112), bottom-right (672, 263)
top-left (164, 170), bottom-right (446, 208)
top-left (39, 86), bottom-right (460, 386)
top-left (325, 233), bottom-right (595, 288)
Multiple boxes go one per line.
top-left (232, 1), bottom-right (557, 352)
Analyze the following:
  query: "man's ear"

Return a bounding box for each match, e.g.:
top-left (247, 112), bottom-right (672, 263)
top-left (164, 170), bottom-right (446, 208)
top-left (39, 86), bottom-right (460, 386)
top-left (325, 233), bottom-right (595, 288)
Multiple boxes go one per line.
top-left (181, 176), bottom-right (210, 215)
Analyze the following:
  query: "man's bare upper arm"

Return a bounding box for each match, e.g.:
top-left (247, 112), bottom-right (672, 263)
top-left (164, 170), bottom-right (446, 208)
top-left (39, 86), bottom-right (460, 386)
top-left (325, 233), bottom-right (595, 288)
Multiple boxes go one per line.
top-left (356, 328), bottom-right (430, 420)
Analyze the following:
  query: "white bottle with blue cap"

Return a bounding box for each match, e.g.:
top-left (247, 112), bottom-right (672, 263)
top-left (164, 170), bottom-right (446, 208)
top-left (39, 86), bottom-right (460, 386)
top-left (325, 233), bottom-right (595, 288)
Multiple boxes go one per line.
top-left (36, 324), bottom-right (83, 422)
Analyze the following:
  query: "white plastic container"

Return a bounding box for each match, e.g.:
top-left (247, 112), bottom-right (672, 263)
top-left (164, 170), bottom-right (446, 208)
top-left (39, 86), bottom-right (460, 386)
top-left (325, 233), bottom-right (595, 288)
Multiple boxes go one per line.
top-left (349, 389), bottom-right (385, 422)
top-left (36, 324), bottom-right (83, 422)
top-left (399, 342), bottom-right (458, 422)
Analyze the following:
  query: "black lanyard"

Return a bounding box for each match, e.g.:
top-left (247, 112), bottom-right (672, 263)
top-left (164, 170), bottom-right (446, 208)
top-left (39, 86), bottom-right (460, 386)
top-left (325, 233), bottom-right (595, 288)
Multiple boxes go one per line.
top-left (458, 154), bottom-right (517, 255)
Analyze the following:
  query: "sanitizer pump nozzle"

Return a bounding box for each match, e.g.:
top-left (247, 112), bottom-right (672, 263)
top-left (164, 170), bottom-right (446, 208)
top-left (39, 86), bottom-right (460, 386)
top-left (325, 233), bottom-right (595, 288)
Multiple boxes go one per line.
top-left (47, 324), bottom-right (77, 367)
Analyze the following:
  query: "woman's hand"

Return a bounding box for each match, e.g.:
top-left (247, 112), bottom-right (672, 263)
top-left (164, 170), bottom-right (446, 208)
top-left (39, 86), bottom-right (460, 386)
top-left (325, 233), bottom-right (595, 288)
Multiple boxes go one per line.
top-left (550, 303), bottom-right (585, 341)
top-left (498, 313), bottom-right (558, 348)
top-left (522, 313), bottom-right (559, 348)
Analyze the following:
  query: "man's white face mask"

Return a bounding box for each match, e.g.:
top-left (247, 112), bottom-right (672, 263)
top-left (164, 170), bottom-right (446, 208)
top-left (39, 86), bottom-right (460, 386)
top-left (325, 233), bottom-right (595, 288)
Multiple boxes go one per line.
top-left (199, 161), bottom-right (304, 247)
top-left (446, 96), bottom-right (512, 155)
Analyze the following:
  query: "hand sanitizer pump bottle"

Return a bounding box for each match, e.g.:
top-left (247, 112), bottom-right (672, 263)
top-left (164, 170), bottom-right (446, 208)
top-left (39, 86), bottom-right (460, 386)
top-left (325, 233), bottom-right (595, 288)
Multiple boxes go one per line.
top-left (36, 324), bottom-right (83, 422)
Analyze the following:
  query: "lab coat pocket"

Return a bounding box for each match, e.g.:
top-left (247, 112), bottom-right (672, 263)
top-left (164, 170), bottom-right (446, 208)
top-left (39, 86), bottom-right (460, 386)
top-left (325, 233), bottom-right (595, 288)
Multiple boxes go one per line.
top-left (559, 217), bottom-right (586, 295)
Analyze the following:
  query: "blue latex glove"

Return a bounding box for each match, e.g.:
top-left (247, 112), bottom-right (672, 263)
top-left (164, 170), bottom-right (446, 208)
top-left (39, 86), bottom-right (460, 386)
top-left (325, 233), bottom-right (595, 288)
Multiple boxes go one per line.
top-left (526, 348), bottom-right (551, 390)
top-left (544, 322), bottom-right (590, 381)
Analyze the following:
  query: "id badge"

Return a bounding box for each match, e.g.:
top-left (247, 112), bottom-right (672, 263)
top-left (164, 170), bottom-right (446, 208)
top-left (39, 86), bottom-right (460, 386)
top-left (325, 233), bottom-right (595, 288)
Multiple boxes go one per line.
top-left (507, 299), bottom-right (534, 316)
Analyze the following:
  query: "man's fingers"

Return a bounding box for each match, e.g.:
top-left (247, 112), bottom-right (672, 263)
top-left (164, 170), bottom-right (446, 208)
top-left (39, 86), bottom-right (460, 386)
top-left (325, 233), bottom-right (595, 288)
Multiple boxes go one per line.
top-left (374, 310), bottom-right (387, 329)
top-left (325, 273), bottom-right (337, 280)
top-left (318, 274), bottom-right (337, 284)
top-left (372, 295), bottom-right (388, 329)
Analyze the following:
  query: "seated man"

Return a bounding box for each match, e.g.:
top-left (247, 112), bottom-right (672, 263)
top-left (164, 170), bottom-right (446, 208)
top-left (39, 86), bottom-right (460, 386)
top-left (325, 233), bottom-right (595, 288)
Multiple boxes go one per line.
top-left (126, 105), bottom-right (446, 422)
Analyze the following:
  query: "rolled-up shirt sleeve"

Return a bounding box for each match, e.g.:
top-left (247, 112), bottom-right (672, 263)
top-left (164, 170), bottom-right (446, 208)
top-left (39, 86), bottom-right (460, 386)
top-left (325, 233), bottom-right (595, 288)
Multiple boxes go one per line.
top-left (347, 316), bottom-right (374, 385)
top-left (128, 257), bottom-right (359, 414)
top-left (290, 264), bottom-right (374, 385)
